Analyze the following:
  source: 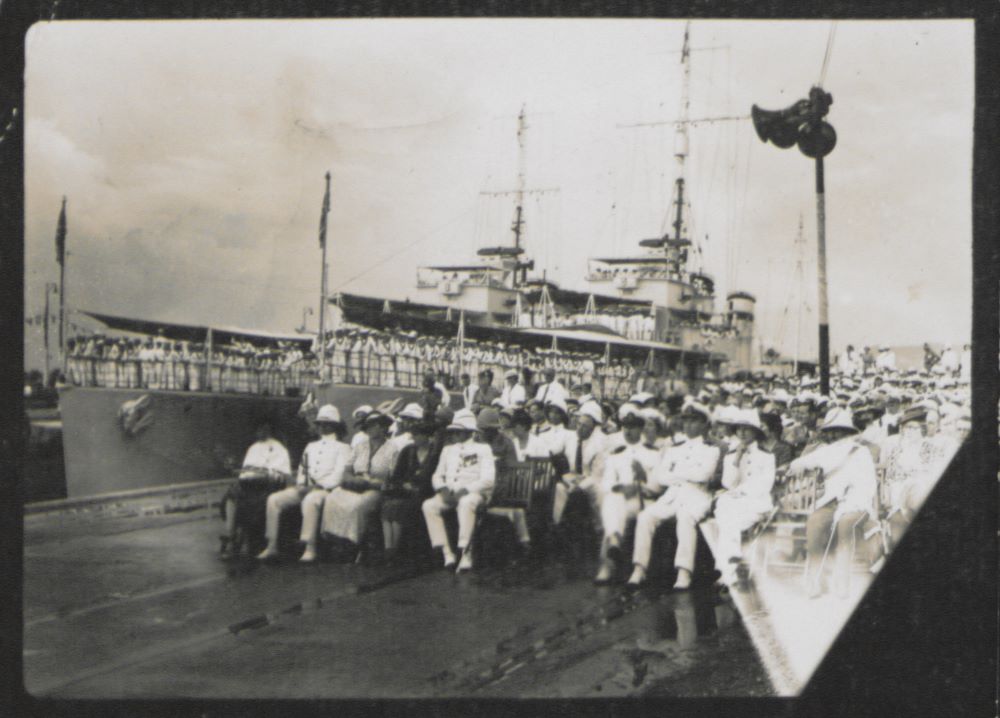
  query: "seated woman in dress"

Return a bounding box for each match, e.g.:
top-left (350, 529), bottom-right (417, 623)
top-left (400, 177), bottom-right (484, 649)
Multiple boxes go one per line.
top-left (381, 420), bottom-right (439, 565)
top-left (221, 420), bottom-right (291, 559)
top-left (321, 411), bottom-right (399, 562)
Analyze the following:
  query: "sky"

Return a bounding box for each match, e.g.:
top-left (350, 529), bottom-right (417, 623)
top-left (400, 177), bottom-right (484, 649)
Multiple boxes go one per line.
top-left (23, 19), bottom-right (974, 372)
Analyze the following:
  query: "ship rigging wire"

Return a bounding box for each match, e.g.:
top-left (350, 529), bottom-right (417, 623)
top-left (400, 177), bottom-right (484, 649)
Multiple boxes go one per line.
top-left (818, 22), bottom-right (838, 88)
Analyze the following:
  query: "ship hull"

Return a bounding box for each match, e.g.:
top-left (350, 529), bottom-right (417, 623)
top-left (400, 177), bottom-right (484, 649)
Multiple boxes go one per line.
top-left (57, 383), bottom-right (427, 499)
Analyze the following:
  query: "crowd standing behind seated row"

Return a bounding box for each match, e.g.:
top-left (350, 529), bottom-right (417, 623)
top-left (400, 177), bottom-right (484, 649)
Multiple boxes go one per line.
top-left (219, 349), bottom-right (970, 599)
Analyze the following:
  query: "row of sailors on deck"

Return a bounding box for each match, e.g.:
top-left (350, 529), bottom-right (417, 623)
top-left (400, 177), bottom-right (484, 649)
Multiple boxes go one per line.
top-left (65, 334), bottom-right (314, 392)
top-left (64, 328), bottom-right (640, 398)
top-left (223, 375), bottom-right (965, 597)
top-left (319, 327), bottom-right (633, 392)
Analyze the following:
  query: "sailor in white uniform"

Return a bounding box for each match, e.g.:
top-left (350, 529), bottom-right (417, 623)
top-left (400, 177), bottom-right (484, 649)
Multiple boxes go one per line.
top-left (594, 406), bottom-right (660, 584)
top-left (534, 367), bottom-right (568, 406)
top-left (500, 369), bottom-right (527, 408)
top-left (552, 401), bottom-right (607, 527)
top-left (710, 409), bottom-right (776, 586)
top-left (625, 401), bottom-right (720, 590)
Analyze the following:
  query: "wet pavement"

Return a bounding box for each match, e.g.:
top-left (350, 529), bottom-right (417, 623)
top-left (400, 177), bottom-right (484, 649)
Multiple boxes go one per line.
top-left (23, 498), bottom-right (774, 699)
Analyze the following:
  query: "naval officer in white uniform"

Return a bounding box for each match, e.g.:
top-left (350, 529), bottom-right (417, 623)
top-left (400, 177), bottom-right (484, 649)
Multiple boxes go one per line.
top-left (594, 405), bottom-right (660, 584)
top-left (626, 401), bottom-right (720, 590)
top-left (421, 410), bottom-right (496, 572)
top-left (711, 409), bottom-right (776, 586)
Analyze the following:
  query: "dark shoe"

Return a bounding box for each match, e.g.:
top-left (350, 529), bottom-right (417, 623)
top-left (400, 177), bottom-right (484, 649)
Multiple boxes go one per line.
top-left (219, 535), bottom-right (237, 560)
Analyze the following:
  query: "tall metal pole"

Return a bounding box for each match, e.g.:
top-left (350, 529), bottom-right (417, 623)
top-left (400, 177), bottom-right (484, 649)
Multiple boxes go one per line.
top-left (58, 197), bottom-right (67, 371)
top-left (794, 214), bottom-right (804, 377)
top-left (815, 157), bottom-right (830, 395)
top-left (43, 284), bottom-right (52, 381)
top-left (318, 172), bottom-right (331, 379)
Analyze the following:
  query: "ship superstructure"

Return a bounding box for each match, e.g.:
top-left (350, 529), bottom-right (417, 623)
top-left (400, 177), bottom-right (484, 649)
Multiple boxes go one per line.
top-left (359, 23), bottom-right (756, 377)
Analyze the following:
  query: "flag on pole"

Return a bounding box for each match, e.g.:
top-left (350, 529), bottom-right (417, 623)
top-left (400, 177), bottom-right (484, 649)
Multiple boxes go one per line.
top-left (318, 172), bottom-right (331, 249)
top-left (55, 196), bottom-right (67, 266)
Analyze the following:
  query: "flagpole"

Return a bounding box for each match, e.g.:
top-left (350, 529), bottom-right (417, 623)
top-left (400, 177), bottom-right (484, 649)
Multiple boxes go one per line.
top-left (318, 172), bottom-right (331, 380)
top-left (56, 197), bottom-right (67, 372)
top-left (43, 283), bottom-right (52, 381)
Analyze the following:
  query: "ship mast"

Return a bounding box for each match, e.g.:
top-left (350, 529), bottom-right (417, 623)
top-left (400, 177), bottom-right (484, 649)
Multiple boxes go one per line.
top-left (512, 104), bottom-right (527, 254)
top-left (670, 23), bottom-right (691, 274)
top-left (480, 105), bottom-right (558, 289)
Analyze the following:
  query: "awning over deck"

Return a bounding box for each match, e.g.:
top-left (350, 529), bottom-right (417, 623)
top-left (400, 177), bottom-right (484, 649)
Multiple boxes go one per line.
top-left (78, 310), bottom-right (314, 348)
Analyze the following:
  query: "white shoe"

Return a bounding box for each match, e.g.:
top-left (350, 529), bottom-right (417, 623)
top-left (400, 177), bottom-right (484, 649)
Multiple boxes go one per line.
top-left (256, 546), bottom-right (279, 560)
top-left (299, 547), bottom-right (317, 563)
top-left (626, 565), bottom-right (647, 587)
top-left (594, 559), bottom-right (615, 585)
top-left (442, 548), bottom-right (457, 569)
top-left (673, 569), bottom-right (692, 590)
top-left (456, 549), bottom-right (474, 573)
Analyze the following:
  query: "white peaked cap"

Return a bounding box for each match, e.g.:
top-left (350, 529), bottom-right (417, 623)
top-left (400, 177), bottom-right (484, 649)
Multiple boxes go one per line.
top-left (316, 404), bottom-right (342, 423)
top-left (546, 397), bottom-right (569, 414)
top-left (713, 405), bottom-right (741, 424)
top-left (576, 401), bottom-right (604, 425)
top-left (618, 402), bottom-right (642, 420)
top-left (640, 407), bottom-right (666, 425)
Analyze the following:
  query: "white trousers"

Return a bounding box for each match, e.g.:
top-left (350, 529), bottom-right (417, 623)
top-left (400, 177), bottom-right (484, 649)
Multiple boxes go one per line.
top-left (552, 477), bottom-right (601, 526)
top-left (632, 494), bottom-right (700, 573)
top-left (264, 486), bottom-right (305, 542)
top-left (713, 494), bottom-right (769, 570)
top-left (599, 491), bottom-right (642, 541)
top-left (299, 488), bottom-right (332, 544)
top-left (422, 492), bottom-right (484, 551)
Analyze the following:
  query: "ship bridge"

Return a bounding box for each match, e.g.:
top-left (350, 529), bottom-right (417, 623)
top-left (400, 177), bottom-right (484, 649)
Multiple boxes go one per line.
top-left (413, 247), bottom-right (533, 326)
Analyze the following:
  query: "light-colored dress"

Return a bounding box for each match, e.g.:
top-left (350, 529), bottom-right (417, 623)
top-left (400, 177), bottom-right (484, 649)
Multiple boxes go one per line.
top-left (321, 437), bottom-right (399, 543)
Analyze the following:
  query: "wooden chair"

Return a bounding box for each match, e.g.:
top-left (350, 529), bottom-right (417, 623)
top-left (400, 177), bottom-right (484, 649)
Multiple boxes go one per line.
top-left (475, 458), bottom-right (557, 564)
top-left (756, 468), bottom-right (822, 576)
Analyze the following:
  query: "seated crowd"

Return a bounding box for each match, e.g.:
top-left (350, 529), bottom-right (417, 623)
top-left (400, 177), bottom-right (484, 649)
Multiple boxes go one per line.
top-left (220, 362), bottom-right (969, 598)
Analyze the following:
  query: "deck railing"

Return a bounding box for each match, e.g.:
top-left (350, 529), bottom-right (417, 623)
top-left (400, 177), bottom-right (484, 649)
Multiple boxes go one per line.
top-left (65, 353), bottom-right (639, 402)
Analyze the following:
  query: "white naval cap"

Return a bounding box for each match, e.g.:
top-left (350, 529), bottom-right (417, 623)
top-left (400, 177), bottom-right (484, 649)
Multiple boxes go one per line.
top-left (316, 404), bottom-right (342, 423)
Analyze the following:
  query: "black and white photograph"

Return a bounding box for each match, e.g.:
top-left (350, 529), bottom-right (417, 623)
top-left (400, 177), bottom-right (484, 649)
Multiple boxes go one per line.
top-left (17, 15), bottom-right (985, 703)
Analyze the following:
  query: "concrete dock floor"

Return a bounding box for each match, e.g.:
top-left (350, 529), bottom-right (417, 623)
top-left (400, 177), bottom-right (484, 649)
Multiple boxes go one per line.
top-left (23, 500), bottom-right (774, 699)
